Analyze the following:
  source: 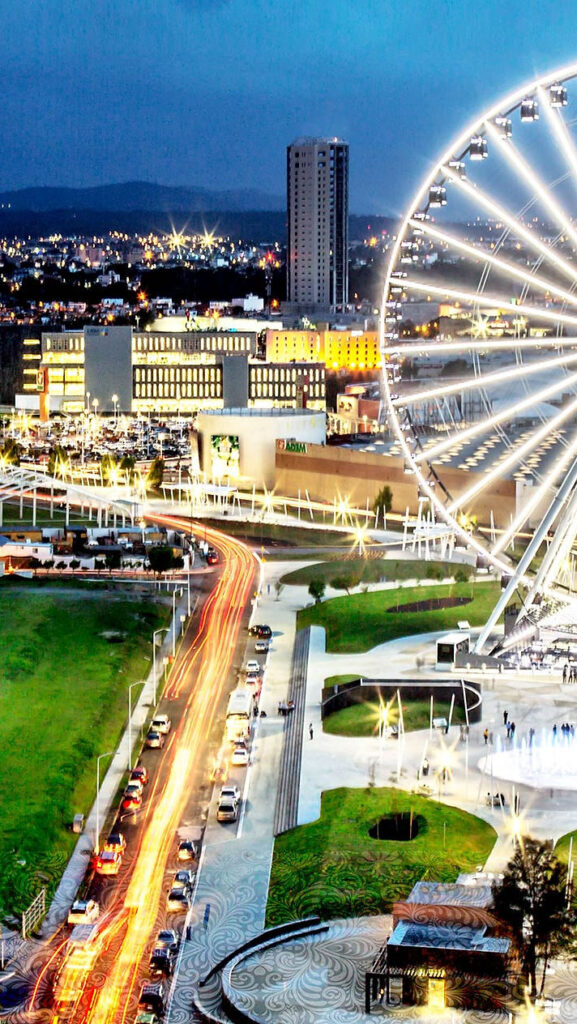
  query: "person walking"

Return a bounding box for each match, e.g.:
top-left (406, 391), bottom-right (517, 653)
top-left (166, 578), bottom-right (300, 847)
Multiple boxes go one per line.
top-left (309, 723), bottom-right (314, 740)
top-left (503, 709), bottom-right (509, 725)
top-left (483, 728), bottom-right (489, 745)
top-left (563, 664), bottom-right (568, 684)
top-left (510, 721), bottom-right (516, 739)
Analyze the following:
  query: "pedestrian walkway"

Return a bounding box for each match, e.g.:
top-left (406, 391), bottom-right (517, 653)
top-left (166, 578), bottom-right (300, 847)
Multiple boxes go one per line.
top-left (273, 627), bottom-right (310, 835)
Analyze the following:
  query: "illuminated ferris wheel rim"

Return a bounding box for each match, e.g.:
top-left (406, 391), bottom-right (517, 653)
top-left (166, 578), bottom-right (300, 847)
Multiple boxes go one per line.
top-left (379, 60), bottom-right (577, 579)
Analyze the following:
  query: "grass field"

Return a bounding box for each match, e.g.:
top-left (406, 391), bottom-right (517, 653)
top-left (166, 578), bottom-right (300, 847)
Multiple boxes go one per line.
top-left (0, 585), bottom-right (169, 917)
top-left (281, 557), bottom-right (467, 587)
top-left (266, 787), bottom-right (496, 925)
top-left (323, 697), bottom-right (466, 737)
top-left (201, 518), bottom-right (352, 550)
top-left (297, 580), bottom-right (501, 653)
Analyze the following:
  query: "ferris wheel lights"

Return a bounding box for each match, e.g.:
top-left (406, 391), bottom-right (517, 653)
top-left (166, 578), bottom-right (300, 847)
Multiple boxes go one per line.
top-left (494, 116), bottom-right (512, 139)
top-left (469, 135), bottom-right (488, 160)
top-left (520, 98), bottom-right (539, 121)
top-left (549, 83), bottom-right (568, 107)
top-left (428, 185), bottom-right (447, 207)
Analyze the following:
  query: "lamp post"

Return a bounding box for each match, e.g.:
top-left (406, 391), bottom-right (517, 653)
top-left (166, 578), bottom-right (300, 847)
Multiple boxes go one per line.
top-left (95, 750), bottom-right (114, 853)
top-left (127, 681), bottom-right (142, 771)
top-left (152, 627), bottom-right (170, 706)
top-left (171, 587), bottom-right (183, 658)
top-left (112, 393), bottom-right (119, 426)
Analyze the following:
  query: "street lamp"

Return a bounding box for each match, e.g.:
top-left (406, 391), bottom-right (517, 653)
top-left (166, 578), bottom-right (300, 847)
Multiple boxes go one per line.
top-left (172, 587), bottom-right (183, 658)
top-left (152, 627), bottom-right (170, 706)
top-left (92, 397), bottom-right (99, 417)
top-left (95, 750), bottom-right (114, 853)
top-left (112, 393), bottom-right (119, 425)
top-left (127, 681), bottom-right (142, 771)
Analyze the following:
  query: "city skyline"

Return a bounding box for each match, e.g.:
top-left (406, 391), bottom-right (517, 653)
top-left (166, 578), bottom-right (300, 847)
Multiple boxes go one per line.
top-left (2, 0), bottom-right (577, 213)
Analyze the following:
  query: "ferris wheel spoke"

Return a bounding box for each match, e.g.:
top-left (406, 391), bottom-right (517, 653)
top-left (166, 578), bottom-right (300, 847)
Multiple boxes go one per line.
top-left (413, 365), bottom-right (577, 465)
top-left (442, 165), bottom-right (577, 285)
top-left (385, 337), bottom-right (577, 357)
top-left (491, 426), bottom-right (577, 555)
top-left (537, 87), bottom-right (577, 193)
top-left (484, 122), bottom-right (577, 252)
top-left (408, 218), bottom-right (577, 311)
top-left (446, 391), bottom-right (577, 516)
top-left (399, 277), bottom-right (577, 329)
top-left (393, 349), bottom-right (577, 410)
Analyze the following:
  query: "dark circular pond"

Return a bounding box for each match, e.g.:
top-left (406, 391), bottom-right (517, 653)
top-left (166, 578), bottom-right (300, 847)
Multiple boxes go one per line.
top-left (369, 812), bottom-right (422, 841)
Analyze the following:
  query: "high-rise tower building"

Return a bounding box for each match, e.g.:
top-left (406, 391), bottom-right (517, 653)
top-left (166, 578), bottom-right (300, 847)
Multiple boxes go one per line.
top-left (286, 137), bottom-right (349, 312)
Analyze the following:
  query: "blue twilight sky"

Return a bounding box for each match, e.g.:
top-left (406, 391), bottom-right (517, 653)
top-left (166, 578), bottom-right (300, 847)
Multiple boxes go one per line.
top-left (2, 0), bottom-right (577, 213)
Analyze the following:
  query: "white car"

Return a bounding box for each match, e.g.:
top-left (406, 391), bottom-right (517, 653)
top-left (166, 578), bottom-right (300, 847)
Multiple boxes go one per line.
top-left (67, 899), bottom-right (100, 926)
top-left (216, 797), bottom-right (239, 822)
top-left (245, 660), bottom-right (261, 675)
top-left (254, 639), bottom-right (270, 653)
top-left (151, 714), bottom-right (171, 734)
top-left (231, 745), bottom-right (249, 767)
top-left (220, 784), bottom-right (241, 802)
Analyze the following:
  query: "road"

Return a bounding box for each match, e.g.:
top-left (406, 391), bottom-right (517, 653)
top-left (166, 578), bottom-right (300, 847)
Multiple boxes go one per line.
top-left (32, 519), bottom-right (257, 1024)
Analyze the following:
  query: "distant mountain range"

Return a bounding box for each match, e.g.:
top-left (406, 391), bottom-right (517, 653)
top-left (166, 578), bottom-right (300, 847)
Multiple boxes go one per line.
top-left (0, 181), bottom-right (285, 214)
top-left (0, 181), bottom-right (394, 243)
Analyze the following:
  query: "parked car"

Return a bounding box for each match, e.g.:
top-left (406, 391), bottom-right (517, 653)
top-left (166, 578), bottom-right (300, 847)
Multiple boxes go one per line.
top-left (122, 790), bottom-right (142, 812)
top-left (155, 929), bottom-right (179, 954)
top-left (217, 797), bottom-right (239, 823)
top-left (244, 674), bottom-right (261, 696)
top-left (245, 660), bottom-right (261, 675)
top-left (173, 869), bottom-right (195, 891)
top-left (254, 639), bottom-right (270, 653)
top-left (145, 730), bottom-right (165, 749)
top-left (177, 839), bottom-right (199, 862)
top-left (95, 850), bottom-right (122, 876)
top-left (219, 784), bottom-right (241, 802)
top-left (151, 714), bottom-right (171, 734)
top-left (135, 1014), bottom-right (160, 1024)
top-left (207, 550), bottom-right (218, 565)
top-left (231, 745), bottom-right (249, 767)
top-left (67, 899), bottom-right (100, 926)
top-left (166, 887), bottom-right (191, 912)
top-left (149, 947), bottom-right (175, 978)
top-left (249, 624), bottom-right (271, 638)
top-left (124, 780), bottom-right (143, 798)
top-left (104, 832), bottom-right (126, 854)
top-left (131, 765), bottom-right (149, 786)
top-left (137, 982), bottom-right (166, 1016)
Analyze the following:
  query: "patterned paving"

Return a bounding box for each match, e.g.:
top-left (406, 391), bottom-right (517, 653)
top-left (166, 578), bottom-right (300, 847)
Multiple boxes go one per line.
top-left (168, 836), bottom-right (274, 1024)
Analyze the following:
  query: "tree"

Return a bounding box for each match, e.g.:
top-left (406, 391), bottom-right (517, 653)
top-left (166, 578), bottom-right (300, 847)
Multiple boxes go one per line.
top-left (373, 485), bottom-right (393, 519)
top-left (119, 455), bottom-right (136, 483)
top-left (308, 579), bottom-right (326, 603)
top-left (147, 544), bottom-right (176, 575)
top-left (332, 572), bottom-right (361, 595)
top-left (491, 838), bottom-right (577, 1001)
top-left (146, 457), bottom-right (165, 491)
top-left (48, 445), bottom-right (68, 478)
top-left (274, 580), bottom-right (285, 602)
top-left (105, 550), bottom-right (122, 572)
top-left (1, 438), bottom-right (21, 465)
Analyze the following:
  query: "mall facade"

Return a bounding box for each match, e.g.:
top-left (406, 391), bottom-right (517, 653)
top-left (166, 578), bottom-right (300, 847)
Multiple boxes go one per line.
top-left (19, 325), bottom-right (325, 416)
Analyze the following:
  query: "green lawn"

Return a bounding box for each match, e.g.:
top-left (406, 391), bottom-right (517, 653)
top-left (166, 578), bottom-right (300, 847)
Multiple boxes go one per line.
top-left (297, 580), bottom-right (500, 653)
top-left (266, 787), bottom-right (496, 925)
top-left (200, 518), bottom-right (352, 550)
top-left (0, 585), bottom-right (169, 917)
top-left (323, 697), bottom-right (466, 737)
top-left (281, 557), bottom-right (467, 587)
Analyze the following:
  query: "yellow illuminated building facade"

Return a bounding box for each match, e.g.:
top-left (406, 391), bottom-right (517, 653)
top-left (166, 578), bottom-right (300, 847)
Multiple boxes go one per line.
top-left (265, 328), bottom-right (380, 370)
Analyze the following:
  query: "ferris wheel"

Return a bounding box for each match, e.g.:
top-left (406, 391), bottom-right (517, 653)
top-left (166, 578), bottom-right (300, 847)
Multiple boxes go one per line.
top-left (381, 61), bottom-right (577, 643)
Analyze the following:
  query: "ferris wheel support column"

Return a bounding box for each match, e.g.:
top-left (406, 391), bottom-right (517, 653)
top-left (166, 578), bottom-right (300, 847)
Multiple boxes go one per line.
top-left (522, 485), bottom-right (577, 617)
top-left (474, 456), bottom-right (577, 654)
